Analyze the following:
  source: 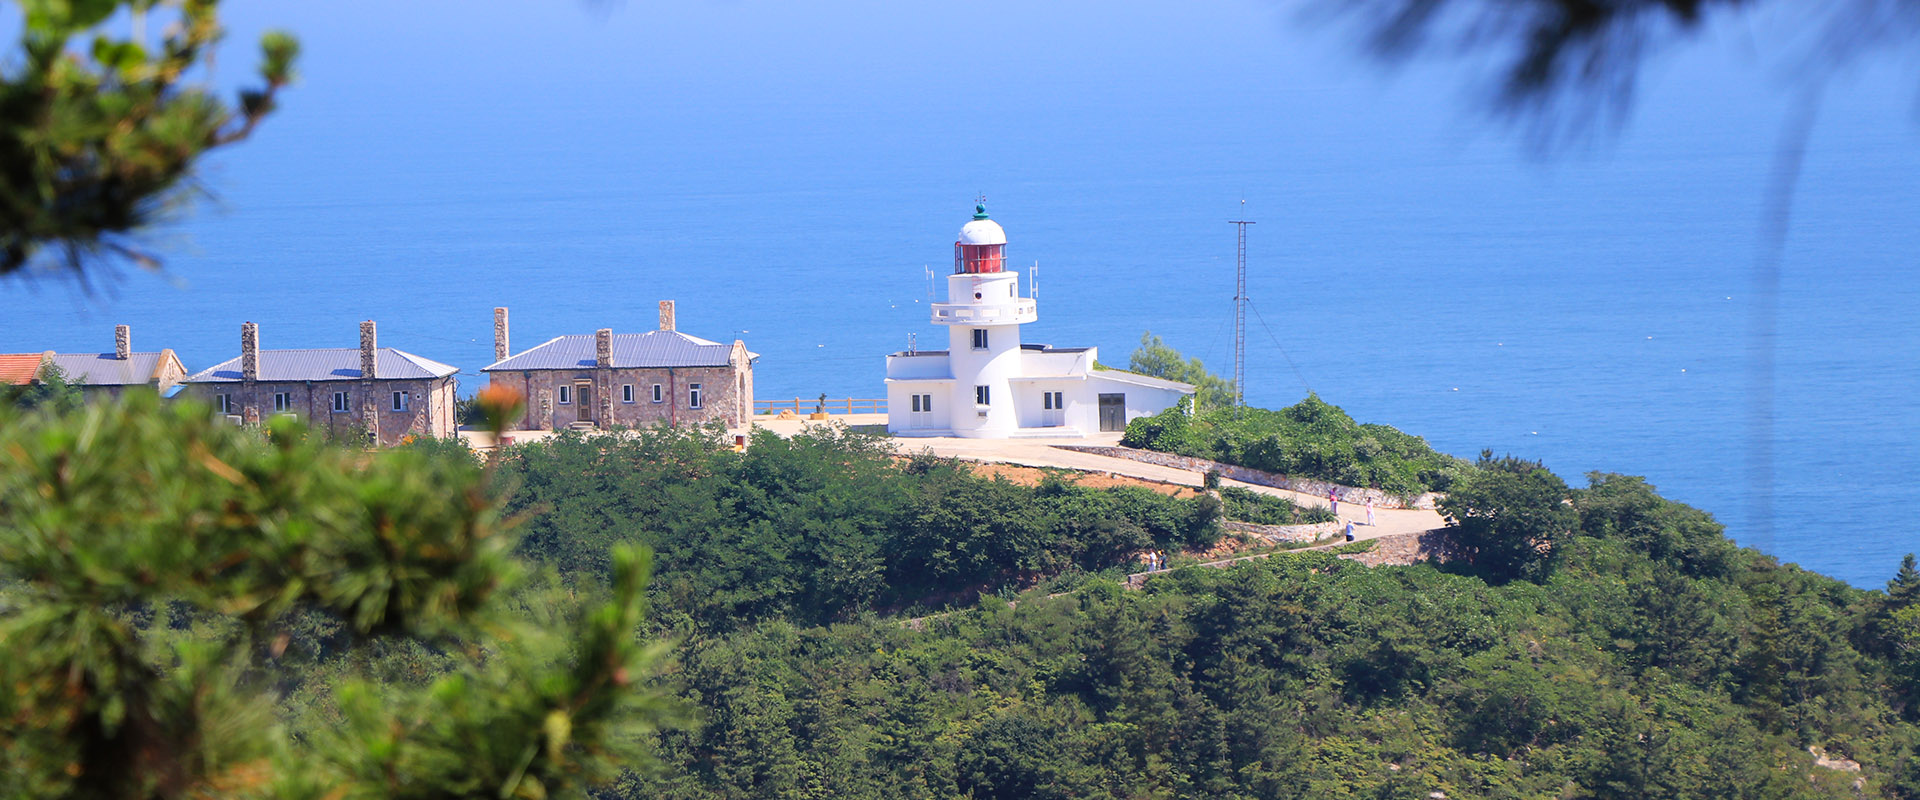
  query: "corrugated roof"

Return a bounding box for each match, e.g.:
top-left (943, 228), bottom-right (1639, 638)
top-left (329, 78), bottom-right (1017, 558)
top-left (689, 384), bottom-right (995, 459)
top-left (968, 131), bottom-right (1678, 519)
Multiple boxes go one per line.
top-left (184, 348), bottom-right (458, 384)
top-left (48, 352), bottom-right (180, 387)
top-left (0, 353), bottom-right (42, 385)
top-left (483, 330), bottom-right (755, 372)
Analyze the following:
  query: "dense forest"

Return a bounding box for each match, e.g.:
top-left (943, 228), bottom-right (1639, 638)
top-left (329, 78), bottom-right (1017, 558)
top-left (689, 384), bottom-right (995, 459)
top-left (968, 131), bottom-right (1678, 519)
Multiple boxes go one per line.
top-left (444, 416), bottom-right (1920, 798)
top-left (4, 395), bottom-right (1918, 798)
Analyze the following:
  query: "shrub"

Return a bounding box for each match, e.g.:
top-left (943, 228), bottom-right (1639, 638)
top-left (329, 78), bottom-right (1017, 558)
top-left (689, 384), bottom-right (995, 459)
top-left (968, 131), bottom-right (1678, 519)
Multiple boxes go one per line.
top-left (1123, 394), bottom-right (1468, 495)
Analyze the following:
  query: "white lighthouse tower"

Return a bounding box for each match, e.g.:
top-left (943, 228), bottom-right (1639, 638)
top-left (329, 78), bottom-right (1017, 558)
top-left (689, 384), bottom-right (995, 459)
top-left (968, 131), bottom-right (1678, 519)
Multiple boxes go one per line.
top-left (934, 204), bottom-right (1038, 436)
top-left (885, 204), bottom-right (1192, 438)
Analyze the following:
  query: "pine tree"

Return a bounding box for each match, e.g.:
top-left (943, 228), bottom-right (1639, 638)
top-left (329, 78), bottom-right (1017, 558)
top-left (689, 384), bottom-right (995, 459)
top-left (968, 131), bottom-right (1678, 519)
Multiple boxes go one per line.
top-left (0, 390), bottom-right (681, 798)
top-left (1891, 553), bottom-right (1920, 609)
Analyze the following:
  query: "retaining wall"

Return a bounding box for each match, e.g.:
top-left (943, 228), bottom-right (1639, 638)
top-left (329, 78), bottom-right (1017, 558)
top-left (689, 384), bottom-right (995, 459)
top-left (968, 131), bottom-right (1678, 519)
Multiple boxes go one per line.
top-left (1054, 445), bottom-right (1442, 509)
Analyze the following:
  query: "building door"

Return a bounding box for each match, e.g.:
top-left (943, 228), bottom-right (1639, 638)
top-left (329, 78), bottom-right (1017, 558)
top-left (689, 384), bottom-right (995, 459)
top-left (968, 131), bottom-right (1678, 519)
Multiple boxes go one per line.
top-left (1097, 393), bottom-right (1126, 432)
top-left (910, 393), bottom-right (934, 428)
top-left (575, 381), bottom-right (594, 424)
top-left (1042, 390), bottom-right (1065, 427)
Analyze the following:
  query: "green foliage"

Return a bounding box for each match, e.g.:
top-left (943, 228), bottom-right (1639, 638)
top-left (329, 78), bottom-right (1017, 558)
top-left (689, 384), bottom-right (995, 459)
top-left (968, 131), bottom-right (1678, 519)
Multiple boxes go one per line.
top-left (1123, 393), bottom-right (1470, 495)
top-left (0, 395), bottom-right (678, 798)
top-left (2, 362), bottom-right (85, 411)
top-left (1127, 331), bottom-right (1235, 410)
top-left (496, 424), bottom-right (1222, 629)
top-left (1220, 485), bottom-right (1336, 525)
top-left (622, 526), bottom-right (1920, 800)
top-left (0, 1), bottom-right (298, 277)
top-left (1438, 451), bottom-right (1576, 583)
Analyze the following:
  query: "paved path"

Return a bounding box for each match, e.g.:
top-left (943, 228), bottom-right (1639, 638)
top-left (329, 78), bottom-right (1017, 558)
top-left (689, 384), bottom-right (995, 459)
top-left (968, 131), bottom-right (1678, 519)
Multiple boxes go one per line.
top-left (879, 430), bottom-right (1447, 546)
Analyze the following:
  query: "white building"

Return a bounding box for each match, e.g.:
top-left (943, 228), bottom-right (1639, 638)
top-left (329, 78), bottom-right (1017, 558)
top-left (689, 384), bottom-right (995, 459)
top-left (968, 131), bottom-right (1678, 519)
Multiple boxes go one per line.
top-left (885, 205), bottom-right (1193, 438)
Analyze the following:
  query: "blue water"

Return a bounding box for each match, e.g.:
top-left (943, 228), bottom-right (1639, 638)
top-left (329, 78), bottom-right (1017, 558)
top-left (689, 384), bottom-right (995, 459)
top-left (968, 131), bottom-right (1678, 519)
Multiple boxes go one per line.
top-left (5, 1), bottom-right (1916, 588)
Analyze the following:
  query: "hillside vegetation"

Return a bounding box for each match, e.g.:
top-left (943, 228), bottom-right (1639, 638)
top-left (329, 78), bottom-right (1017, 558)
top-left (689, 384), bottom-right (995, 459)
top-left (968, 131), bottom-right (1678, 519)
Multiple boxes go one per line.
top-left (496, 425), bottom-right (1224, 629)
top-left (5, 396), bottom-right (1918, 799)
top-left (1123, 394), bottom-right (1470, 496)
top-left (622, 468), bottom-right (1920, 800)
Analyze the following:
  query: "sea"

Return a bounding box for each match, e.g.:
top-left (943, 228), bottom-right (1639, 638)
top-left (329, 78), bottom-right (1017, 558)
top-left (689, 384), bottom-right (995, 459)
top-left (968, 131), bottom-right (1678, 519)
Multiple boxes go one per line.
top-left (4, 1), bottom-right (1915, 588)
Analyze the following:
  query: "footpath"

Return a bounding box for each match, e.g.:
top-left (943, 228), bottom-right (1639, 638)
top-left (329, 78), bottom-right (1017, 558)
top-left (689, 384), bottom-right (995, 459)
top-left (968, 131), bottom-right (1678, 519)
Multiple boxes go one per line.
top-left (873, 428), bottom-right (1448, 547)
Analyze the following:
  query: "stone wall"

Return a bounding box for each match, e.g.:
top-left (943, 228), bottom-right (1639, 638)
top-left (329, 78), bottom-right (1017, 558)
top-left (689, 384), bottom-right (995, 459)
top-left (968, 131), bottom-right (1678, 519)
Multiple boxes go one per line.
top-left (1222, 519), bottom-right (1341, 545)
top-left (1335, 529), bottom-right (1460, 568)
top-left (502, 361), bottom-right (752, 431)
top-left (1053, 445), bottom-right (1440, 509)
top-left (186, 377), bottom-right (457, 446)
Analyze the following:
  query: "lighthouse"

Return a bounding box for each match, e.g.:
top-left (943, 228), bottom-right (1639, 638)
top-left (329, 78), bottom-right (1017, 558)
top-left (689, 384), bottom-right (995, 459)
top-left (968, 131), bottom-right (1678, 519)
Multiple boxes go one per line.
top-left (885, 204), bottom-right (1193, 438)
top-left (933, 205), bottom-right (1038, 435)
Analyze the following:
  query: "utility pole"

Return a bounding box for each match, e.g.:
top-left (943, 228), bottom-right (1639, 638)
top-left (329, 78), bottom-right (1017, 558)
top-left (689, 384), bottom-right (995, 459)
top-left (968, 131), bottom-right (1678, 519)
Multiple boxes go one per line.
top-left (1228, 207), bottom-right (1254, 409)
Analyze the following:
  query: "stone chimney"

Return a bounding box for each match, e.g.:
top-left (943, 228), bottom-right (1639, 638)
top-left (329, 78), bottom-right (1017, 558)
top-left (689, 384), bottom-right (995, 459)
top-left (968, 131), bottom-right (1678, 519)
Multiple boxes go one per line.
top-left (493, 306), bottom-right (509, 362)
top-left (360, 321), bottom-right (378, 380)
top-left (114, 324), bottom-right (130, 360)
top-left (241, 322), bottom-right (259, 382)
top-left (595, 328), bottom-right (612, 368)
top-left (658, 300), bottom-right (675, 332)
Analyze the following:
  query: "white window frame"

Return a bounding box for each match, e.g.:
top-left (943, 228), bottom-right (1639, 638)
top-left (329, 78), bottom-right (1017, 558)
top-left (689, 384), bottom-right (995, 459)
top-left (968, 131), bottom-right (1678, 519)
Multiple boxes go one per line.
top-left (975, 385), bottom-right (990, 406)
top-left (622, 384), bottom-right (635, 404)
top-left (688, 383), bottom-right (703, 409)
top-left (273, 392), bottom-right (292, 413)
top-left (970, 329), bottom-right (988, 350)
top-left (216, 393), bottom-right (232, 413)
top-left (392, 391), bottom-right (408, 413)
top-left (651, 384), bottom-right (663, 403)
top-left (332, 391), bottom-right (349, 413)
top-left (557, 385), bottom-right (571, 405)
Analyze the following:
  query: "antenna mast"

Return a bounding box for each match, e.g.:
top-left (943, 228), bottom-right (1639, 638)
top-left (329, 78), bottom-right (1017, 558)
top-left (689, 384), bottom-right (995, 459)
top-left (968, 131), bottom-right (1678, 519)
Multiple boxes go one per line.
top-left (1228, 206), bottom-right (1255, 409)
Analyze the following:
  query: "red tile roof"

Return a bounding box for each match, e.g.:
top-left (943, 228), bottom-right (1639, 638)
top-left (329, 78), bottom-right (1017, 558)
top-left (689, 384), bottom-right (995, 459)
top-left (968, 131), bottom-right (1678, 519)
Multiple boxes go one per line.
top-left (0, 353), bottom-right (43, 385)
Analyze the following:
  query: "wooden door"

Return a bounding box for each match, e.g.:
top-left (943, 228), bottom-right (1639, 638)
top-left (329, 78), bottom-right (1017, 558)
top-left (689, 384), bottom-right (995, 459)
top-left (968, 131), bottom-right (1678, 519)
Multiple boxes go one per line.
top-left (576, 381), bottom-right (594, 423)
top-left (1097, 393), bottom-right (1125, 432)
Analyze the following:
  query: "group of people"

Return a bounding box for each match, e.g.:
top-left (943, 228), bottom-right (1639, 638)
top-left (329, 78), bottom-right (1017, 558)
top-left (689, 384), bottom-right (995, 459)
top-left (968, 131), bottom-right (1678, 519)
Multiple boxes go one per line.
top-left (1332, 490), bottom-right (1377, 542)
top-left (1142, 549), bottom-right (1169, 572)
top-left (1329, 490), bottom-right (1377, 524)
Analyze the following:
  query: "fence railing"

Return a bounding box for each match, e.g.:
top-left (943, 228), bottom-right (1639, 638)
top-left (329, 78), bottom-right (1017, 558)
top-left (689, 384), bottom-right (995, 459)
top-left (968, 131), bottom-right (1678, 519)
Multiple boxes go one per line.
top-left (755, 397), bottom-right (887, 415)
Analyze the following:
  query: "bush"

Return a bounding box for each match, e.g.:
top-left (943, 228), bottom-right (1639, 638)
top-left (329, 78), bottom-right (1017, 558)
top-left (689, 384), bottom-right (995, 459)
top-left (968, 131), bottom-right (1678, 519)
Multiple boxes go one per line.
top-left (1219, 486), bottom-right (1335, 525)
top-left (1122, 393), bottom-right (1468, 495)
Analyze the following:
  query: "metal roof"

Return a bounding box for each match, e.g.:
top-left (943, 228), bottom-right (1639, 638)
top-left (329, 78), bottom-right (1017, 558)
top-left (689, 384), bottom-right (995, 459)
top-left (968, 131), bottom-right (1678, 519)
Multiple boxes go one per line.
top-left (184, 348), bottom-right (458, 384)
top-left (483, 330), bottom-right (755, 372)
top-left (0, 353), bottom-right (42, 385)
top-left (48, 352), bottom-right (182, 386)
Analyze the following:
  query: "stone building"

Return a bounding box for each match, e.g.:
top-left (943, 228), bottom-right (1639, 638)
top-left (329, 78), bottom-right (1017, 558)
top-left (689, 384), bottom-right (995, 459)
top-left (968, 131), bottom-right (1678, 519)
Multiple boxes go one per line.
top-left (48, 325), bottom-right (189, 397)
top-left (182, 321), bottom-right (458, 446)
top-left (1, 325), bottom-right (187, 398)
top-left (481, 301), bottom-right (756, 431)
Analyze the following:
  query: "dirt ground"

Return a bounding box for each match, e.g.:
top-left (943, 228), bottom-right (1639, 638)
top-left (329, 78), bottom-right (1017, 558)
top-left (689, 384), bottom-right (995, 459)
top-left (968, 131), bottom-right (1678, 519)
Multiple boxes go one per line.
top-left (964, 462), bottom-right (1205, 497)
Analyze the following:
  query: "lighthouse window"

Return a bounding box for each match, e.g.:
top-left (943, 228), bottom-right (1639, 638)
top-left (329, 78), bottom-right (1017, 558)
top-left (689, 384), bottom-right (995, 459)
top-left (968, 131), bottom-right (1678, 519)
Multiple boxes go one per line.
top-left (975, 385), bottom-right (990, 406)
top-left (971, 329), bottom-right (988, 350)
top-left (973, 291), bottom-right (982, 300)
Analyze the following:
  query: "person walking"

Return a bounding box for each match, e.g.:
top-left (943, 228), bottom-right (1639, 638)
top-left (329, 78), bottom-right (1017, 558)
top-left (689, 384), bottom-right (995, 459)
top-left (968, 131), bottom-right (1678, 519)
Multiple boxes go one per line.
top-left (1344, 521), bottom-right (1355, 542)
top-left (1329, 488), bottom-right (1339, 516)
top-left (1366, 498), bottom-right (1376, 527)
